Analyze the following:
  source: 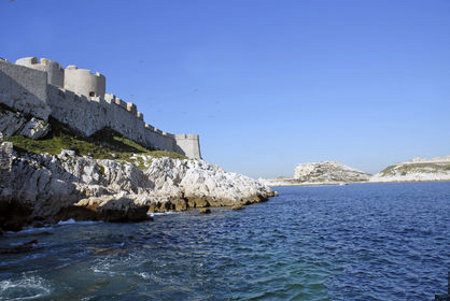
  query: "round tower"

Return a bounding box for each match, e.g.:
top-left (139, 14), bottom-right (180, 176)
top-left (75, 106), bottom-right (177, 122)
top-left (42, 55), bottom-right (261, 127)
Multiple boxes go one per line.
top-left (64, 65), bottom-right (106, 98)
top-left (15, 57), bottom-right (65, 88)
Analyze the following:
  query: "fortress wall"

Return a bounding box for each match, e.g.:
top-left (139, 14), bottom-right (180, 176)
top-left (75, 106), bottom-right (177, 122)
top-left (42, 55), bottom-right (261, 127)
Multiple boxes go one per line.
top-left (143, 127), bottom-right (177, 152)
top-left (106, 99), bottom-right (147, 143)
top-left (64, 66), bottom-right (106, 98)
top-left (175, 134), bottom-right (201, 159)
top-left (48, 85), bottom-right (148, 143)
top-left (47, 85), bottom-right (108, 135)
top-left (0, 59), bottom-right (201, 158)
top-left (0, 59), bottom-right (51, 120)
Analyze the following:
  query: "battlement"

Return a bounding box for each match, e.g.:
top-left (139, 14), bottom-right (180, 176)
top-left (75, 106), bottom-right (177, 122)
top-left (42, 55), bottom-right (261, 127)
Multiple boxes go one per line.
top-left (104, 93), bottom-right (115, 103)
top-left (1, 56), bottom-right (202, 159)
top-left (176, 134), bottom-right (199, 140)
top-left (65, 65), bottom-right (104, 78)
top-left (126, 102), bottom-right (137, 114)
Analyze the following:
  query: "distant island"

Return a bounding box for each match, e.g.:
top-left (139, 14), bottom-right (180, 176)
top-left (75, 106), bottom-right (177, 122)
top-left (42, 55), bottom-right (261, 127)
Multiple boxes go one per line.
top-left (370, 156), bottom-right (450, 183)
top-left (259, 157), bottom-right (450, 186)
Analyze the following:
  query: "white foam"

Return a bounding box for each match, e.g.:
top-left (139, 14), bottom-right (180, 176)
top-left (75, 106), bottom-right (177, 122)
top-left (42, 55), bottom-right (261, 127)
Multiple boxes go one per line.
top-left (57, 219), bottom-right (100, 225)
top-left (148, 211), bottom-right (181, 217)
top-left (0, 275), bottom-right (52, 300)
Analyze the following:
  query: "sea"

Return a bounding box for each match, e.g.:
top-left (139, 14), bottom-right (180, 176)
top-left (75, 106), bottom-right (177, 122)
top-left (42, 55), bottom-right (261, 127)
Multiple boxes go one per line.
top-left (0, 182), bottom-right (449, 300)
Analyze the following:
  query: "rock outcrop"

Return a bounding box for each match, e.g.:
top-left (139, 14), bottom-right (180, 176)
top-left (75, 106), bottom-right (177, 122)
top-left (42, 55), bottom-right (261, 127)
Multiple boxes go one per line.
top-left (370, 156), bottom-right (450, 182)
top-left (0, 107), bottom-right (50, 139)
top-left (0, 140), bottom-right (276, 231)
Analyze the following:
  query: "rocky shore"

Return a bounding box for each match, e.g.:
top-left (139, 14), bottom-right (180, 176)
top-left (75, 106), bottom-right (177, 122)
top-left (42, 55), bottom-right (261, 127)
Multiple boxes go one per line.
top-left (0, 136), bottom-right (276, 231)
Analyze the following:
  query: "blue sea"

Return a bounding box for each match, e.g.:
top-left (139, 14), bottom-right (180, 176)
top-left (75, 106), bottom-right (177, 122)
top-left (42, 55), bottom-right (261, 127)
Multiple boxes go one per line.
top-left (0, 182), bottom-right (449, 300)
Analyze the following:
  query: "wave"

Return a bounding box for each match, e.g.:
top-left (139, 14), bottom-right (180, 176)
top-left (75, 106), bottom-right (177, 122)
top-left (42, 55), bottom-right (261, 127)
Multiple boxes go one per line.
top-left (148, 211), bottom-right (182, 217)
top-left (0, 275), bottom-right (52, 300)
top-left (57, 219), bottom-right (100, 225)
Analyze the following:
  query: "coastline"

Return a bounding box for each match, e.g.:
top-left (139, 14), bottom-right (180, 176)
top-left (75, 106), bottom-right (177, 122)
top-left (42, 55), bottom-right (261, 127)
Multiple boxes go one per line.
top-left (0, 139), bottom-right (277, 231)
top-left (264, 179), bottom-right (450, 187)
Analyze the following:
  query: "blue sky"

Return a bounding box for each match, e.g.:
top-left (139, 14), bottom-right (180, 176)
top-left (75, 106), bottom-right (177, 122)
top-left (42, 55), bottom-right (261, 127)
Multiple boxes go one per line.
top-left (1, 0), bottom-right (449, 178)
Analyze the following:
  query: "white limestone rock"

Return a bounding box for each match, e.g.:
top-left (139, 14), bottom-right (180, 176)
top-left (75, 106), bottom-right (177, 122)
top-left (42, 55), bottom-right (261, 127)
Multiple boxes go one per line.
top-left (1, 147), bottom-right (276, 230)
top-left (0, 108), bottom-right (50, 139)
top-left (0, 109), bottom-right (27, 136)
top-left (19, 117), bottom-right (50, 139)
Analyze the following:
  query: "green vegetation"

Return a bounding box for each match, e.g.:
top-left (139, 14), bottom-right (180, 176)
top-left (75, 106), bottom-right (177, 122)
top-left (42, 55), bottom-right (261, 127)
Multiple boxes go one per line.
top-left (380, 165), bottom-right (396, 176)
top-left (4, 118), bottom-right (186, 169)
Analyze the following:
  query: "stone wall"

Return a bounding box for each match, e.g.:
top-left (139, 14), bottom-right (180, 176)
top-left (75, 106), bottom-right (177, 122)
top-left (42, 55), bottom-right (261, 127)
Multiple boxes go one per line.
top-left (0, 60), bottom-right (50, 120)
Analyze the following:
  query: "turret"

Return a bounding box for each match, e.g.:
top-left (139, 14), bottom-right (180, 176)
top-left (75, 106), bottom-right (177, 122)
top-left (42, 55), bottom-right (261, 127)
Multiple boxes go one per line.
top-left (176, 134), bottom-right (201, 159)
top-left (15, 57), bottom-right (64, 88)
top-left (64, 65), bottom-right (105, 98)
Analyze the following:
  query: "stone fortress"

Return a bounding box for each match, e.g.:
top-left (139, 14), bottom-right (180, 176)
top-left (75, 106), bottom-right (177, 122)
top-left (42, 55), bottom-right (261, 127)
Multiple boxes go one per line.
top-left (0, 57), bottom-right (201, 159)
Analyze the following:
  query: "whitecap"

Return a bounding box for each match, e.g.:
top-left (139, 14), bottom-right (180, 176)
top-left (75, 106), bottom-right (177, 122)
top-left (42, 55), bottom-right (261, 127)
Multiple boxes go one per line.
top-left (57, 219), bottom-right (100, 225)
top-left (0, 275), bottom-right (52, 300)
top-left (148, 211), bottom-right (182, 217)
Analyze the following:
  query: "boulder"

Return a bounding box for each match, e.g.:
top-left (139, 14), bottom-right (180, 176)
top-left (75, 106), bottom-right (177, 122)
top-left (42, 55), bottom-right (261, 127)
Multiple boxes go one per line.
top-left (231, 203), bottom-right (245, 210)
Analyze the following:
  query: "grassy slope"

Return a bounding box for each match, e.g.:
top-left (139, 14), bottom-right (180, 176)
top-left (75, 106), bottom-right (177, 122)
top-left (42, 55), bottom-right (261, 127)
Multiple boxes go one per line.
top-left (4, 117), bottom-right (186, 169)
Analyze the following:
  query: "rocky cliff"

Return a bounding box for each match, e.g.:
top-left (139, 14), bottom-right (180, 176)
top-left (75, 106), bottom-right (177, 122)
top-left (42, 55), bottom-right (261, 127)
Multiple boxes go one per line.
top-left (370, 156), bottom-right (450, 182)
top-left (0, 137), bottom-right (276, 231)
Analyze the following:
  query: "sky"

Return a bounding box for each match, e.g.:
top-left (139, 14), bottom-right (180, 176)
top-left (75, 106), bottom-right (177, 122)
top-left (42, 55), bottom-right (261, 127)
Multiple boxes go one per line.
top-left (1, 0), bottom-right (449, 178)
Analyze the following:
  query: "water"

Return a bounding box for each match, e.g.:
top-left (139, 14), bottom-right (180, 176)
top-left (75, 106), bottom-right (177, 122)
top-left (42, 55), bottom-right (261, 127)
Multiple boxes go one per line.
top-left (1, 182), bottom-right (449, 300)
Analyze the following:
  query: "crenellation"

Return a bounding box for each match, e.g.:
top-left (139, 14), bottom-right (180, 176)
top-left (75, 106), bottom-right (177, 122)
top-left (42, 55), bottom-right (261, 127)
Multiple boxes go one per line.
top-left (16, 57), bottom-right (38, 65)
top-left (114, 98), bottom-right (127, 109)
top-left (0, 57), bottom-right (201, 159)
top-left (126, 102), bottom-right (137, 114)
top-left (144, 123), bottom-right (154, 130)
top-left (104, 93), bottom-right (115, 103)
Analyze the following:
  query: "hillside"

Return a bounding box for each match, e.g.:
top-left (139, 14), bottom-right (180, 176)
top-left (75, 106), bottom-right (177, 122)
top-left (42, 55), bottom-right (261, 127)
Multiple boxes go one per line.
top-left (370, 156), bottom-right (450, 182)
